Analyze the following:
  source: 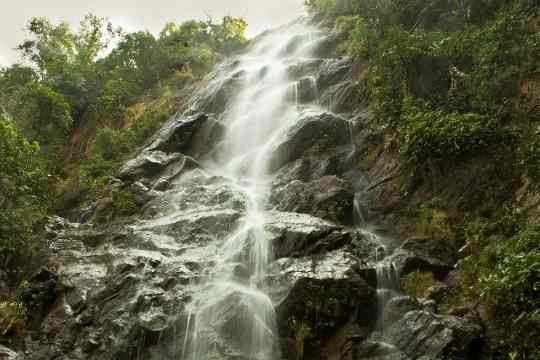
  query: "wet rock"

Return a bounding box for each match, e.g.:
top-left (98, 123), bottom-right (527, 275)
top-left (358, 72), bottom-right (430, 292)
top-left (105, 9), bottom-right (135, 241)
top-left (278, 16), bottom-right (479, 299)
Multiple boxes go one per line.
top-left (279, 31), bottom-right (321, 56)
top-left (384, 310), bottom-right (483, 359)
top-left (268, 248), bottom-right (367, 304)
top-left (271, 175), bottom-right (354, 224)
top-left (320, 80), bottom-right (369, 113)
top-left (269, 112), bottom-right (350, 172)
top-left (118, 151), bottom-right (183, 183)
top-left (390, 237), bottom-right (455, 281)
top-left (287, 58), bottom-right (325, 79)
top-left (18, 268), bottom-right (60, 327)
top-left (145, 113), bottom-right (224, 156)
top-left (421, 299), bottom-right (438, 313)
top-left (266, 211), bottom-right (352, 259)
top-left (425, 283), bottom-right (450, 304)
top-left (312, 31), bottom-right (346, 59)
top-left (271, 145), bottom-right (360, 196)
top-left (296, 77), bottom-right (318, 104)
top-left (157, 155), bottom-right (200, 184)
top-left (401, 236), bottom-right (457, 267)
top-left (152, 178), bottom-right (171, 191)
top-left (352, 340), bottom-right (408, 360)
top-left (276, 276), bottom-right (377, 360)
top-left (189, 61), bottom-right (246, 114)
top-left (382, 296), bottom-right (420, 326)
top-left (0, 345), bottom-right (19, 359)
top-left (316, 58), bottom-right (352, 91)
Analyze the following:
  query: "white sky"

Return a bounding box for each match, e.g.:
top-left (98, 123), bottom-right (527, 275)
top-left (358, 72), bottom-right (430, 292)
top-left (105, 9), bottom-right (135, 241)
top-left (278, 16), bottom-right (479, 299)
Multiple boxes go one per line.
top-left (0, 0), bottom-right (306, 66)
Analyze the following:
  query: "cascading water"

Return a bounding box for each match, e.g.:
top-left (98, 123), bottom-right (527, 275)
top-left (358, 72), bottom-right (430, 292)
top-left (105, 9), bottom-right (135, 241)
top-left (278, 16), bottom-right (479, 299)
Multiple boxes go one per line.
top-left (349, 124), bottom-right (401, 330)
top-left (181, 21), bottom-right (325, 360)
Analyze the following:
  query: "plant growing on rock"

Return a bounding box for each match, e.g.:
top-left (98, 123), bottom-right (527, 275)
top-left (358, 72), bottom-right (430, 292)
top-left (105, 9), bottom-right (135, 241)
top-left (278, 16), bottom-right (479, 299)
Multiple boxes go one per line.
top-left (401, 271), bottom-right (438, 299)
top-left (0, 301), bottom-right (27, 339)
top-left (289, 318), bottom-right (312, 360)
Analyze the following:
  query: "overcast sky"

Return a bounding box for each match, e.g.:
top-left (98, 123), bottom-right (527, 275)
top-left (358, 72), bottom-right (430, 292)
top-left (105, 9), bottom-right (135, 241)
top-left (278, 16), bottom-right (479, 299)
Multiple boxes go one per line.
top-left (0, 0), bottom-right (306, 66)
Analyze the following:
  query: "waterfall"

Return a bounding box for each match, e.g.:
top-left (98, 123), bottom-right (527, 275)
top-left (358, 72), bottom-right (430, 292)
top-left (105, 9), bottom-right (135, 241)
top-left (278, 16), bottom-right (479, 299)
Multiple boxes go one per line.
top-left (181, 21), bottom-right (324, 360)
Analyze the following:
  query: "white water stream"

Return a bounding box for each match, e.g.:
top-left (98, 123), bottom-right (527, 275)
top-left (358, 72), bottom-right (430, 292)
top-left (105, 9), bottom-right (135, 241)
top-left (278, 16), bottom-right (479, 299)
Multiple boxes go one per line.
top-left (181, 21), bottom-right (325, 360)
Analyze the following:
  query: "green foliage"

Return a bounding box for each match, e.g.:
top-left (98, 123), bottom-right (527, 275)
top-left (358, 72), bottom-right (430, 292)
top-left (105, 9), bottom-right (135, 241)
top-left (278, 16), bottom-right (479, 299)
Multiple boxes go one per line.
top-left (524, 128), bottom-right (540, 188)
top-left (81, 85), bottom-right (177, 189)
top-left (289, 318), bottom-right (312, 360)
top-left (312, 2), bottom-right (539, 356)
top-left (416, 202), bottom-right (454, 241)
top-left (0, 301), bottom-right (26, 338)
top-left (456, 211), bottom-right (540, 358)
top-left (401, 271), bottom-right (438, 298)
top-left (20, 82), bottom-right (73, 145)
top-left (80, 128), bottom-right (133, 188)
top-left (0, 116), bottom-right (48, 254)
top-left (1, 13), bottom-right (248, 176)
top-left (480, 225), bottom-right (540, 358)
top-left (400, 99), bottom-right (510, 163)
top-left (0, 13), bottom-right (248, 209)
top-left (316, 0), bottom-right (536, 168)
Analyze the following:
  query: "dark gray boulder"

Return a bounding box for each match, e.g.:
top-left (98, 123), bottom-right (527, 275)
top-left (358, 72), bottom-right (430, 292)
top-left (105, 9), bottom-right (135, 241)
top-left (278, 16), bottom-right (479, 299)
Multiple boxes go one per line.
top-left (145, 113), bottom-right (224, 156)
top-left (266, 211), bottom-right (352, 259)
top-left (316, 58), bottom-right (352, 91)
top-left (271, 175), bottom-right (354, 224)
top-left (390, 237), bottom-right (456, 280)
top-left (287, 59), bottom-right (325, 80)
top-left (117, 151), bottom-right (184, 183)
top-left (269, 112), bottom-right (350, 172)
top-left (320, 80), bottom-right (369, 113)
top-left (384, 310), bottom-right (483, 359)
top-left (352, 341), bottom-right (409, 360)
top-left (382, 296), bottom-right (421, 327)
top-left (276, 276), bottom-right (377, 360)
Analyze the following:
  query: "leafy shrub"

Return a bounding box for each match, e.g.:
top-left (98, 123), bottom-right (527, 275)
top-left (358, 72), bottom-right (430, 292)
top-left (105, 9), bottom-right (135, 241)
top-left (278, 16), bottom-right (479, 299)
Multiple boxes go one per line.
top-left (80, 127), bottom-right (133, 188)
top-left (524, 128), bottom-right (540, 188)
top-left (0, 116), bottom-right (48, 254)
top-left (289, 318), bottom-right (312, 360)
top-left (400, 98), bottom-right (511, 163)
top-left (0, 301), bottom-right (26, 338)
top-left (479, 225), bottom-right (540, 358)
top-left (416, 203), bottom-right (454, 241)
top-left (401, 271), bottom-right (438, 299)
top-left (457, 213), bottom-right (539, 357)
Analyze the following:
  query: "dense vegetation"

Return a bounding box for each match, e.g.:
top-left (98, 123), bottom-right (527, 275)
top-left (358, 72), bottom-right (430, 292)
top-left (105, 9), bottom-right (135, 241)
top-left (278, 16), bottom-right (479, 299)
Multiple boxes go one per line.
top-left (0, 14), bottom-right (247, 257)
top-left (306, 0), bottom-right (539, 358)
top-left (1, 1), bottom-right (539, 357)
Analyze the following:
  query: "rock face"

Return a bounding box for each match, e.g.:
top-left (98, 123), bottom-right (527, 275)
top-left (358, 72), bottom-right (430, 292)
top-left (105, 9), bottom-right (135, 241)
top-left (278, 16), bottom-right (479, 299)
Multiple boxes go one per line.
top-left (271, 175), bottom-right (354, 224)
top-left (19, 21), bottom-right (483, 360)
top-left (145, 112), bottom-right (223, 156)
top-left (390, 237), bottom-right (456, 280)
top-left (0, 345), bottom-right (19, 359)
top-left (267, 211), bottom-right (351, 259)
top-left (118, 151), bottom-right (185, 183)
top-left (383, 310), bottom-right (483, 359)
top-left (276, 277), bottom-right (376, 360)
top-left (269, 112), bottom-right (351, 172)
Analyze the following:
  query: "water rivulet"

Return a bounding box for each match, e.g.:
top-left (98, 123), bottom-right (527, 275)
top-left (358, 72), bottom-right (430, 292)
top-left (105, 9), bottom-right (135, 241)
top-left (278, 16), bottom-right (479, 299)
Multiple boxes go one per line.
top-left (21, 17), bottom-right (484, 360)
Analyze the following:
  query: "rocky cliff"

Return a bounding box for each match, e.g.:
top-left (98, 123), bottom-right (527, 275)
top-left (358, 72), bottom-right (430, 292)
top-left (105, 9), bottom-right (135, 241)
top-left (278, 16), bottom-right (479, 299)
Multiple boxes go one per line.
top-left (10, 19), bottom-right (486, 360)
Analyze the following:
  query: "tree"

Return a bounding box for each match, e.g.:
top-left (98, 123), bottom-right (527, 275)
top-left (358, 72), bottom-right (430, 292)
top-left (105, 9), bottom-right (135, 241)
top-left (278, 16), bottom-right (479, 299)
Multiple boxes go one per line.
top-left (0, 115), bottom-right (48, 254)
top-left (17, 14), bottom-right (119, 124)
